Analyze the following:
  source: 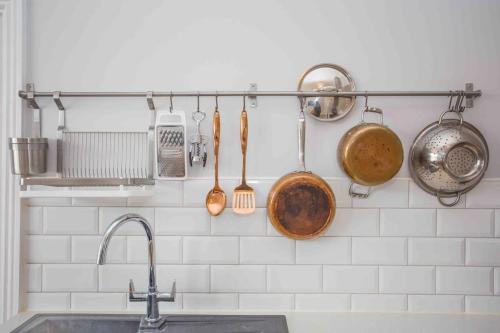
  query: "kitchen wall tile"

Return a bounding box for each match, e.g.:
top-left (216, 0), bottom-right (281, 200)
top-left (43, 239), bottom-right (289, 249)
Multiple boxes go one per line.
top-left (72, 197), bottom-right (127, 207)
top-left (267, 265), bottom-right (322, 293)
top-left (436, 267), bottom-right (493, 295)
top-left (157, 265), bottom-right (209, 293)
top-left (351, 294), bottom-right (407, 312)
top-left (409, 181), bottom-right (465, 208)
top-left (496, 210), bottom-right (500, 237)
top-left (437, 209), bottom-right (494, 237)
top-left (25, 207), bottom-right (43, 234)
top-left (409, 238), bottom-right (464, 265)
top-left (71, 293), bottom-right (126, 310)
top-left (326, 179), bottom-right (352, 208)
top-left (211, 265), bottom-right (266, 292)
top-left (267, 217), bottom-right (283, 236)
top-left (296, 237), bottom-right (351, 264)
top-left (183, 179), bottom-right (214, 207)
top-left (26, 235), bottom-right (70, 263)
top-left (295, 294), bottom-right (350, 312)
top-left (352, 179), bottom-right (408, 208)
top-left (408, 295), bottom-right (464, 313)
top-left (127, 294), bottom-right (183, 312)
top-left (26, 264), bottom-right (42, 292)
top-left (44, 207), bottom-right (98, 234)
top-left (325, 209), bottom-right (379, 236)
top-left (127, 181), bottom-right (182, 207)
top-left (466, 239), bottom-right (500, 266)
top-left (25, 293), bottom-right (70, 311)
top-left (43, 264), bottom-right (97, 292)
top-left (183, 236), bottom-right (238, 264)
top-left (352, 237), bottom-right (407, 265)
top-left (466, 296), bottom-right (500, 314)
top-left (323, 266), bottom-right (378, 293)
top-left (99, 207), bottom-right (154, 235)
top-left (466, 181), bottom-right (500, 208)
top-left (127, 236), bottom-right (181, 264)
top-left (183, 293), bottom-right (238, 311)
top-left (240, 237), bottom-right (295, 264)
top-left (25, 198), bottom-right (72, 207)
top-left (155, 208), bottom-right (210, 235)
top-left (247, 179), bottom-right (275, 208)
top-left (379, 266), bottom-right (435, 294)
top-left (72, 235), bottom-right (125, 263)
top-left (239, 294), bottom-right (294, 311)
top-left (211, 209), bottom-right (267, 235)
top-left (99, 264), bottom-right (148, 292)
top-left (380, 209), bottom-right (436, 236)
top-left (496, 268), bottom-right (500, 295)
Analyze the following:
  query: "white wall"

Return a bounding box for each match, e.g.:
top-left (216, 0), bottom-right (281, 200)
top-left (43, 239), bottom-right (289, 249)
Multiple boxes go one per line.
top-left (20, 0), bottom-right (500, 315)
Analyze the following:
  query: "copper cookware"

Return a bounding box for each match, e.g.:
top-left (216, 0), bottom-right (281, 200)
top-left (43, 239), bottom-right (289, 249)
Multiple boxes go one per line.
top-left (338, 106), bottom-right (404, 198)
top-left (267, 106), bottom-right (336, 240)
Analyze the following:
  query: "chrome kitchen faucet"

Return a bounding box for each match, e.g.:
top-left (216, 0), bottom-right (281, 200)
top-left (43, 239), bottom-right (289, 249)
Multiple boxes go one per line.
top-left (97, 213), bottom-right (176, 331)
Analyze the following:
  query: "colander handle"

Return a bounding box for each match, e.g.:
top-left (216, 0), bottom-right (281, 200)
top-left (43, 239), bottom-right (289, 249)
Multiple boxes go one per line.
top-left (438, 110), bottom-right (463, 126)
top-left (437, 192), bottom-right (462, 207)
top-left (361, 107), bottom-right (384, 125)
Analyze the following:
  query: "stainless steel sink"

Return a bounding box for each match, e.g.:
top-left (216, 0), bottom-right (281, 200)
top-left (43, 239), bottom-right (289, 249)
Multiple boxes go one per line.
top-left (11, 314), bottom-right (289, 333)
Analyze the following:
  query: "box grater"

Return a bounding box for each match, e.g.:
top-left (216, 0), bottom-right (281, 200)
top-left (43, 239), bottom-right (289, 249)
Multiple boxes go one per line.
top-left (155, 110), bottom-right (188, 179)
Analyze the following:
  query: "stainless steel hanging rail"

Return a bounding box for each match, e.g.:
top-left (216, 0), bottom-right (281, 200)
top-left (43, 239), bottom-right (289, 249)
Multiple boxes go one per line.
top-left (19, 89), bottom-right (481, 98)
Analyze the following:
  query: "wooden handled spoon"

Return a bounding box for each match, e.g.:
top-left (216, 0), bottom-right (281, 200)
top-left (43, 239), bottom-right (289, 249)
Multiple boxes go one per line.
top-left (205, 106), bottom-right (226, 216)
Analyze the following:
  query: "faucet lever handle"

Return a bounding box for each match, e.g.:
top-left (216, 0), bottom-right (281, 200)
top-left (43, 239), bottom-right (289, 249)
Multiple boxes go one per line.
top-left (158, 281), bottom-right (176, 302)
top-left (128, 279), bottom-right (148, 302)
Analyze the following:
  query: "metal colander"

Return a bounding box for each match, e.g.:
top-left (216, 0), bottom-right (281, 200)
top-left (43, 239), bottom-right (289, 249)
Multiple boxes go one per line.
top-left (409, 111), bottom-right (488, 206)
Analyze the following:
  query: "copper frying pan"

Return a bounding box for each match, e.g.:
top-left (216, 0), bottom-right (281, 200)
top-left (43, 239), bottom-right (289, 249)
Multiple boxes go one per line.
top-left (267, 106), bottom-right (336, 240)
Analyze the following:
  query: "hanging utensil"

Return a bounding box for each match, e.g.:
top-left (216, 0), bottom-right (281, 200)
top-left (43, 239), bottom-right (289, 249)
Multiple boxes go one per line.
top-left (206, 97), bottom-right (227, 216)
top-left (189, 94), bottom-right (208, 167)
top-left (267, 100), bottom-right (336, 240)
top-left (337, 99), bottom-right (404, 198)
top-left (409, 94), bottom-right (489, 207)
top-left (232, 96), bottom-right (256, 215)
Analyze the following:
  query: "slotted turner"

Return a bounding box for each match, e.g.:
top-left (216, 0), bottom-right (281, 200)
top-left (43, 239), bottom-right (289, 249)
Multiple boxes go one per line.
top-left (232, 107), bottom-right (255, 214)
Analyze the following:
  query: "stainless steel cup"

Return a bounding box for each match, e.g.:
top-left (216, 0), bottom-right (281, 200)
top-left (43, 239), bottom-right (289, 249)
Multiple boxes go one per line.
top-left (9, 138), bottom-right (48, 175)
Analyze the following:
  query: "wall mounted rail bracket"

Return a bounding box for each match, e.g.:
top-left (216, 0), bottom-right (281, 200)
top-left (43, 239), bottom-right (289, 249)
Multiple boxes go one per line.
top-left (249, 83), bottom-right (257, 108)
top-left (465, 83), bottom-right (475, 108)
top-left (53, 91), bottom-right (66, 175)
top-left (26, 83), bottom-right (40, 110)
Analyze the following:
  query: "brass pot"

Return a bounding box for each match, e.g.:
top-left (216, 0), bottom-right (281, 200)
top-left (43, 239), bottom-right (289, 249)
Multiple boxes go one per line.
top-left (338, 107), bottom-right (403, 197)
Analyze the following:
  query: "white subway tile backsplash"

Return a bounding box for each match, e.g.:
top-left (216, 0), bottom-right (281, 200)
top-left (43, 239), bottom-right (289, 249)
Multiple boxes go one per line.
top-left (99, 264), bottom-right (148, 292)
top-left (211, 209), bottom-right (267, 235)
top-left (25, 207), bottom-right (43, 234)
top-left (127, 236), bottom-right (181, 264)
top-left (211, 266), bottom-right (266, 292)
top-left (409, 181), bottom-right (465, 208)
top-left (466, 181), bottom-right (500, 208)
top-left (127, 181), bottom-right (183, 207)
top-left (183, 293), bottom-right (238, 310)
top-left (436, 267), bottom-right (493, 295)
top-left (26, 264), bottom-right (42, 292)
top-left (437, 209), bottom-right (494, 237)
top-left (267, 266), bottom-right (322, 293)
top-left (496, 268), bottom-right (500, 295)
top-left (295, 294), bottom-right (350, 312)
top-left (351, 294), bottom-right (407, 312)
top-left (408, 295), bottom-right (464, 313)
top-left (44, 207), bottom-right (98, 234)
top-left (183, 179), bottom-right (214, 207)
top-left (466, 296), bottom-right (500, 314)
top-left (325, 209), bottom-right (379, 236)
top-left (155, 208), bottom-right (210, 235)
top-left (239, 294), bottom-right (294, 311)
top-left (72, 197), bottom-right (127, 207)
top-left (25, 197), bottom-right (72, 207)
top-left (466, 239), bottom-right (500, 266)
top-left (127, 294), bottom-right (183, 312)
top-left (323, 266), bottom-right (378, 293)
top-left (380, 209), bottom-right (436, 236)
top-left (99, 207), bottom-right (154, 235)
top-left (157, 265), bottom-right (209, 292)
top-left (43, 264), bottom-right (97, 292)
top-left (352, 179), bottom-right (408, 208)
top-left (26, 235), bottom-right (70, 263)
top-left (183, 237), bottom-right (238, 264)
top-left (248, 179), bottom-right (275, 208)
top-left (71, 293), bottom-right (126, 310)
top-left (72, 236), bottom-right (126, 263)
top-left (496, 210), bottom-right (500, 237)
top-left (352, 238), bottom-right (407, 265)
top-left (296, 237), bottom-right (350, 264)
top-left (25, 293), bottom-right (70, 311)
top-left (409, 238), bottom-right (464, 265)
top-left (379, 266), bottom-right (435, 294)
top-left (240, 237), bottom-right (295, 264)
top-left (326, 179), bottom-right (352, 208)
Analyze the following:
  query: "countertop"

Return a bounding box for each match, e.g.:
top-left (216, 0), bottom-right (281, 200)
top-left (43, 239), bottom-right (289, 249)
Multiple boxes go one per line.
top-left (1, 311), bottom-right (500, 333)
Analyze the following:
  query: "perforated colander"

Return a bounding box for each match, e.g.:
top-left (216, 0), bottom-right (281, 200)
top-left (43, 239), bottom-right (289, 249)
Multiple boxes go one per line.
top-left (409, 110), bottom-right (488, 207)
